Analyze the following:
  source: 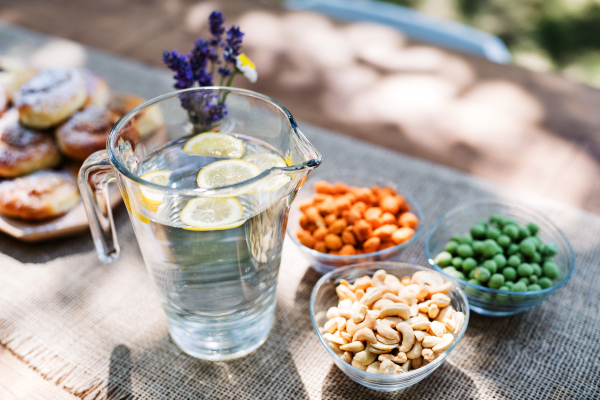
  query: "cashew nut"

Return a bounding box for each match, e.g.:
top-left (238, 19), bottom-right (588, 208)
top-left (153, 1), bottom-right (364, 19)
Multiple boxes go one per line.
top-left (431, 293), bottom-right (451, 308)
top-left (338, 299), bottom-right (353, 309)
top-left (427, 281), bottom-right (452, 297)
top-left (326, 307), bottom-right (340, 320)
top-left (433, 333), bottom-right (454, 353)
top-left (379, 303), bottom-right (411, 320)
top-left (338, 307), bottom-right (353, 320)
top-left (327, 341), bottom-right (343, 356)
top-left (418, 300), bottom-right (431, 313)
top-left (406, 340), bottom-right (423, 359)
top-left (370, 341), bottom-right (399, 352)
top-left (349, 276), bottom-right (372, 292)
top-left (324, 317), bottom-right (346, 334)
top-left (359, 288), bottom-right (383, 307)
top-left (378, 352), bottom-right (407, 364)
top-left (422, 336), bottom-right (444, 348)
top-left (398, 286), bottom-right (418, 305)
top-left (341, 351), bottom-right (353, 364)
top-left (352, 304), bottom-right (368, 323)
top-left (340, 341), bottom-right (365, 352)
top-left (368, 346), bottom-right (393, 354)
top-left (376, 320), bottom-right (400, 341)
top-left (378, 359), bottom-right (403, 375)
top-left (412, 355), bottom-right (423, 369)
top-left (396, 322), bottom-right (415, 352)
top-left (351, 359), bottom-right (368, 371)
top-left (435, 305), bottom-right (454, 324)
top-left (384, 274), bottom-right (402, 295)
top-left (352, 327), bottom-right (377, 344)
top-left (401, 359), bottom-right (411, 372)
top-left (382, 317), bottom-right (403, 328)
top-left (429, 321), bottom-right (446, 338)
top-left (340, 331), bottom-right (352, 342)
top-left (366, 361), bottom-right (382, 374)
top-left (376, 334), bottom-right (400, 345)
top-left (353, 346), bottom-right (377, 365)
top-left (414, 271), bottom-right (445, 287)
top-left (371, 269), bottom-right (387, 289)
top-left (453, 311), bottom-right (465, 332)
top-left (336, 285), bottom-right (357, 301)
top-left (382, 292), bottom-right (408, 304)
top-left (346, 310), bottom-right (378, 336)
top-left (400, 276), bottom-right (411, 286)
top-left (422, 348), bottom-right (436, 363)
top-left (413, 330), bottom-right (426, 342)
top-left (323, 332), bottom-right (348, 345)
top-left (373, 299), bottom-right (395, 310)
top-left (355, 289), bottom-right (365, 301)
top-left (409, 303), bottom-right (419, 317)
top-left (407, 315), bottom-right (431, 331)
top-left (428, 303), bottom-right (440, 319)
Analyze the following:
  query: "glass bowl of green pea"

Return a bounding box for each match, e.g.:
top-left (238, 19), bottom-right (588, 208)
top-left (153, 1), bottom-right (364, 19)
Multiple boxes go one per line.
top-left (424, 200), bottom-right (575, 316)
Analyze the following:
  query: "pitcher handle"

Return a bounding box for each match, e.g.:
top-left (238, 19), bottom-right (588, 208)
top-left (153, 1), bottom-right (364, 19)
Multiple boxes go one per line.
top-left (78, 150), bottom-right (120, 263)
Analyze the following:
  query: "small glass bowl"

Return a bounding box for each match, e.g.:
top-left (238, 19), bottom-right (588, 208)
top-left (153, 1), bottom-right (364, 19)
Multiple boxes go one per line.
top-left (424, 200), bottom-right (575, 317)
top-left (287, 170), bottom-right (425, 274)
top-left (310, 262), bottom-right (469, 392)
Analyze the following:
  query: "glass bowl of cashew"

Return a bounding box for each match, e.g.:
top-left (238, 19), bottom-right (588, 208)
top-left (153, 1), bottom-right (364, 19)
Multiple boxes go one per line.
top-left (310, 262), bottom-right (470, 391)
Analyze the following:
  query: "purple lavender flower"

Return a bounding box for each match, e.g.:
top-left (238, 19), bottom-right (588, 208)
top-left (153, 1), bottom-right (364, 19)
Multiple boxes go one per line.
top-left (223, 26), bottom-right (244, 64)
top-left (218, 67), bottom-right (232, 78)
top-left (162, 50), bottom-right (194, 89)
top-left (190, 38), bottom-right (214, 86)
top-left (208, 11), bottom-right (225, 64)
top-left (180, 91), bottom-right (227, 127)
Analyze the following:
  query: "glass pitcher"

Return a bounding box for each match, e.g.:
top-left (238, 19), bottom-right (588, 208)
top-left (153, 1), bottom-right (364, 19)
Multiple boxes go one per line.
top-left (79, 87), bottom-right (322, 360)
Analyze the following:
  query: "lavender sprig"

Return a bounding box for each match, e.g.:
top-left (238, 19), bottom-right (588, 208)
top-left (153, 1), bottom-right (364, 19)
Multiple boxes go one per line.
top-left (162, 50), bottom-right (194, 90)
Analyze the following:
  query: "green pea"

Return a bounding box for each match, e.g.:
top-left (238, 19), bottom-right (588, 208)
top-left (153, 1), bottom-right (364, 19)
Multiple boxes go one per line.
top-left (462, 257), bottom-right (477, 273)
top-left (457, 244), bottom-right (473, 258)
top-left (434, 251), bottom-right (453, 267)
top-left (527, 223), bottom-right (539, 235)
top-left (451, 234), bottom-right (462, 243)
top-left (518, 263), bottom-right (533, 277)
top-left (468, 269), bottom-right (476, 279)
top-left (527, 284), bottom-right (542, 292)
top-left (507, 243), bottom-right (520, 256)
top-left (486, 226), bottom-right (501, 240)
top-left (489, 214), bottom-right (503, 224)
top-left (542, 243), bottom-right (558, 257)
top-left (531, 236), bottom-right (542, 249)
top-left (474, 267), bottom-right (491, 283)
top-left (452, 257), bottom-right (463, 268)
top-left (518, 277), bottom-right (530, 285)
top-left (529, 275), bottom-right (538, 284)
top-left (504, 281), bottom-right (514, 289)
top-left (496, 235), bottom-right (511, 248)
top-left (512, 281), bottom-right (527, 292)
top-left (470, 223), bottom-right (487, 239)
top-left (503, 218), bottom-right (519, 227)
top-left (493, 254), bottom-right (507, 269)
top-left (467, 278), bottom-right (480, 286)
top-left (483, 260), bottom-right (498, 274)
top-left (498, 285), bottom-right (510, 291)
top-left (543, 261), bottom-right (559, 279)
top-left (538, 277), bottom-right (552, 289)
top-left (503, 224), bottom-right (520, 241)
top-left (482, 240), bottom-right (497, 258)
top-left (445, 241), bottom-right (458, 254)
top-left (458, 234), bottom-right (473, 245)
top-left (519, 240), bottom-right (536, 257)
top-left (508, 255), bottom-right (521, 267)
top-left (531, 251), bottom-right (542, 263)
top-left (488, 273), bottom-right (505, 289)
top-left (518, 226), bottom-right (531, 240)
top-left (445, 268), bottom-right (465, 279)
top-left (443, 266), bottom-right (457, 274)
top-left (531, 263), bottom-right (542, 277)
top-left (472, 241), bottom-right (483, 255)
top-left (503, 267), bottom-right (517, 282)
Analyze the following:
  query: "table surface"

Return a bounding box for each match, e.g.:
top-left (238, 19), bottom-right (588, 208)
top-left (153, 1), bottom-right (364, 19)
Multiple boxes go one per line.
top-left (2, 0), bottom-right (600, 216)
top-left (1, 4), bottom-right (600, 400)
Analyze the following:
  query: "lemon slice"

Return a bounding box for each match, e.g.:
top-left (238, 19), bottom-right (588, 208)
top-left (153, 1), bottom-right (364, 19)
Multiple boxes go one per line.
top-left (243, 153), bottom-right (287, 171)
top-left (140, 170), bottom-right (172, 211)
top-left (181, 197), bottom-right (245, 230)
top-left (197, 159), bottom-right (261, 196)
top-left (183, 132), bottom-right (245, 158)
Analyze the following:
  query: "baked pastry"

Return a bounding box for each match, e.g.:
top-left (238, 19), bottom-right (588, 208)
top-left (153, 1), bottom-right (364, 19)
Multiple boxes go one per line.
top-left (55, 105), bottom-right (120, 161)
top-left (0, 170), bottom-right (80, 220)
top-left (0, 56), bottom-right (36, 102)
top-left (15, 68), bottom-right (87, 129)
top-left (82, 69), bottom-right (110, 108)
top-left (108, 93), bottom-right (163, 138)
top-left (0, 121), bottom-right (61, 177)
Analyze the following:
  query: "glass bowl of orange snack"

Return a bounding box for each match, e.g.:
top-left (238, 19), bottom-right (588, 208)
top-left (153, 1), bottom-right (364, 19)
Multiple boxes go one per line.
top-left (288, 171), bottom-right (425, 273)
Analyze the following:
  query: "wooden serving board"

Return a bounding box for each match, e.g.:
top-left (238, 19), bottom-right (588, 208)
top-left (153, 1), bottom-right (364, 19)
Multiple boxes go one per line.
top-left (0, 186), bottom-right (122, 242)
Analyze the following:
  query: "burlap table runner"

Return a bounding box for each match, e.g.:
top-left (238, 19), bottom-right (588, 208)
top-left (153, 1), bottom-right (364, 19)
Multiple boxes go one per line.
top-left (1, 23), bottom-right (599, 399)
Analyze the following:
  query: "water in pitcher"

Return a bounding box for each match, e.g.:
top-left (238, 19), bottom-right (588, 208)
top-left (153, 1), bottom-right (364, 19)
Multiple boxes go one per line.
top-left (127, 133), bottom-right (293, 360)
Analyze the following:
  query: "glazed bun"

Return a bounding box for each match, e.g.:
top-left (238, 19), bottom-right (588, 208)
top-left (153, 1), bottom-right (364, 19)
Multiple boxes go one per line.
top-left (0, 56), bottom-right (37, 101)
top-left (0, 170), bottom-right (80, 221)
top-left (55, 106), bottom-right (120, 161)
top-left (108, 93), bottom-right (163, 138)
top-left (0, 121), bottom-right (61, 178)
top-left (82, 69), bottom-right (110, 108)
top-left (15, 68), bottom-right (87, 129)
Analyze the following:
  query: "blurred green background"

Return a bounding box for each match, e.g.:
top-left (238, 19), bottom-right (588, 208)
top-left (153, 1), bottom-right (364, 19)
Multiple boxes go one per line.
top-left (379, 0), bottom-right (600, 87)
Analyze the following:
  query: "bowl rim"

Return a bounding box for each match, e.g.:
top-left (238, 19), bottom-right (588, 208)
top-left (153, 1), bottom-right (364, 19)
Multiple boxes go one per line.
top-left (424, 199), bottom-right (576, 296)
top-left (287, 170), bottom-right (426, 262)
top-left (309, 261), bottom-right (470, 381)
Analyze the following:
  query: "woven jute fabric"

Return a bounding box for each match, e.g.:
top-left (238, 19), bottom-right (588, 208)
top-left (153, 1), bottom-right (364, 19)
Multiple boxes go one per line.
top-left (1, 23), bottom-right (599, 400)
